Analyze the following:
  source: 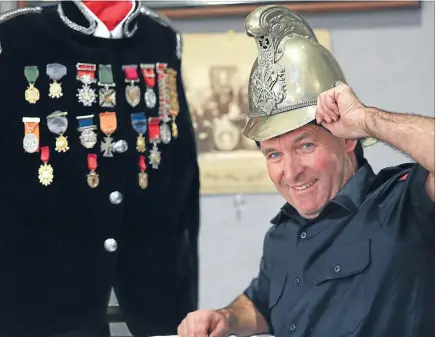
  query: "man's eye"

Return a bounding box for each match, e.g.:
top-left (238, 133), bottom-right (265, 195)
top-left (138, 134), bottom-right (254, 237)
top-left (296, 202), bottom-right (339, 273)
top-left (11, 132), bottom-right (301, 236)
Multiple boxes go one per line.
top-left (268, 152), bottom-right (281, 159)
top-left (301, 143), bottom-right (314, 150)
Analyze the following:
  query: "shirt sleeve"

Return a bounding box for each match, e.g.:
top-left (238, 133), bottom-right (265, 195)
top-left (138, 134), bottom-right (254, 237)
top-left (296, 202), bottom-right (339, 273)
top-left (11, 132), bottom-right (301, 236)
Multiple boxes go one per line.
top-left (404, 164), bottom-right (434, 239)
top-left (242, 231), bottom-right (274, 334)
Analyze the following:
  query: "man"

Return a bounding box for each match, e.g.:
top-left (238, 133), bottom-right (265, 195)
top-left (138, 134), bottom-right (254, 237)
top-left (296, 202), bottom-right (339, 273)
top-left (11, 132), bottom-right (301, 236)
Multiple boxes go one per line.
top-left (178, 5), bottom-right (434, 337)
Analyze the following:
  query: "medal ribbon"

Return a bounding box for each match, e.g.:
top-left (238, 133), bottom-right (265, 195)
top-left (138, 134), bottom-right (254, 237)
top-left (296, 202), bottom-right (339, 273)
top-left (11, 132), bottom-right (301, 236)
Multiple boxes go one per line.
top-left (123, 65), bottom-right (140, 82)
top-left (77, 115), bottom-right (95, 129)
top-left (40, 146), bottom-right (50, 163)
top-left (99, 64), bottom-right (114, 85)
top-left (47, 111), bottom-right (68, 136)
top-left (139, 155), bottom-right (147, 172)
top-left (131, 112), bottom-right (147, 135)
top-left (148, 117), bottom-right (161, 143)
top-left (46, 63), bottom-right (67, 81)
top-left (140, 64), bottom-right (155, 88)
top-left (99, 112), bottom-right (117, 136)
top-left (88, 153), bottom-right (98, 171)
top-left (24, 66), bottom-right (39, 83)
top-left (76, 63), bottom-right (96, 80)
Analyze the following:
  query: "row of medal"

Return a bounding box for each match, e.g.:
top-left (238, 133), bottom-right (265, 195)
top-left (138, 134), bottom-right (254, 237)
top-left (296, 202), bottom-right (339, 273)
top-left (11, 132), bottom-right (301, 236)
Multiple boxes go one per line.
top-left (24, 62), bottom-right (178, 112)
top-left (23, 111), bottom-right (170, 189)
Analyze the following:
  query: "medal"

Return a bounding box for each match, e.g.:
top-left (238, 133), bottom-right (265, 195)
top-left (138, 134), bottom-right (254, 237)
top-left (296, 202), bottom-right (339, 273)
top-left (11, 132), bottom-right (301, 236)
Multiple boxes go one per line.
top-left (99, 112), bottom-right (117, 157)
top-left (22, 117), bottom-right (40, 153)
top-left (24, 66), bottom-right (40, 104)
top-left (123, 64), bottom-right (141, 107)
top-left (76, 63), bottom-right (97, 107)
top-left (148, 117), bottom-right (161, 169)
top-left (77, 114), bottom-right (98, 149)
top-left (47, 110), bottom-right (69, 152)
top-left (86, 153), bottom-right (99, 188)
top-left (167, 68), bottom-right (180, 138)
top-left (140, 64), bottom-right (157, 109)
top-left (38, 146), bottom-right (53, 186)
top-left (46, 63), bottom-right (67, 99)
top-left (157, 63), bottom-right (171, 144)
top-left (130, 112), bottom-right (147, 153)
top-left (98, 64), bottom-right (116, 108)
top-left (138, 155), bottom-right (148, 189)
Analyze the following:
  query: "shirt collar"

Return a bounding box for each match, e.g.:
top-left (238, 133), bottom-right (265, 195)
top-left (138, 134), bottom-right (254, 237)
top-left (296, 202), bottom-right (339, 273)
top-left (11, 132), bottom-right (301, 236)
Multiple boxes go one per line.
top-left (271, 160), bottom-right (376, 225)
top-left (57, 0), bottom-right (142, 39)
top-left (80, 0), bottom-right (135, 39)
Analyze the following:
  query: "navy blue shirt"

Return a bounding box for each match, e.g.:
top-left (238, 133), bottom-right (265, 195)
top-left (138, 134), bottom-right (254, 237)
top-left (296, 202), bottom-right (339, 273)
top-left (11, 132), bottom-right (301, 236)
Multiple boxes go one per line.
top-left (244, 160), bottom-right (434, 337)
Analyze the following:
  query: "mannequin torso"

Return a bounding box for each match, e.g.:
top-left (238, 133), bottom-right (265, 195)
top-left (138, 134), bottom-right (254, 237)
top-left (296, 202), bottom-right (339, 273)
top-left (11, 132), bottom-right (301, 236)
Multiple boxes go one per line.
top-left (0, 1), bottom-right (199, 337)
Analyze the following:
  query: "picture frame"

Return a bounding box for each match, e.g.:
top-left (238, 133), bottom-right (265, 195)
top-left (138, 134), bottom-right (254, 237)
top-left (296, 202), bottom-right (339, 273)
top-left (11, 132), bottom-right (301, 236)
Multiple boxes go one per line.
top-left (18, 1), bottom-right (421, 19)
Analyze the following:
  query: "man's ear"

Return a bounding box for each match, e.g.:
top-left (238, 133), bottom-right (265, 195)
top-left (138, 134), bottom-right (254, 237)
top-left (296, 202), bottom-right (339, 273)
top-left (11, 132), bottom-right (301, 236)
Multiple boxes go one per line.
top-left (344, 138), bottom-right (358, 153)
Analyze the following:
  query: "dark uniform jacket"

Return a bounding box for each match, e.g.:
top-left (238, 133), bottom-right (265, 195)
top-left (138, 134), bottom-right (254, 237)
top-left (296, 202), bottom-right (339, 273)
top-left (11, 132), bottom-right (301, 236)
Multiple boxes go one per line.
top-left (0, 2), bottom-right (199, 336)
top-left (244, 161), bottom-right (434, 337)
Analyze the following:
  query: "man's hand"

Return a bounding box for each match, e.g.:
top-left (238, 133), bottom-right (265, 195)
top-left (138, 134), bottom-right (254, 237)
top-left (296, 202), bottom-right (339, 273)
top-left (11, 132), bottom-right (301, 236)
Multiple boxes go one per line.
top-left (315, 82), bottom-right (368, 139)
top-left (177, 309), bottom-right (231, 337)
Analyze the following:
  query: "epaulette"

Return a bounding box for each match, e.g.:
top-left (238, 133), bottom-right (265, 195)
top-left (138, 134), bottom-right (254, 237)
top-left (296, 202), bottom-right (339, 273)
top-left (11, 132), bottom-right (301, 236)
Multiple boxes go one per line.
top-left (0, 6), bottom-right (42, 24)
top-left (139, 5), bottom-right (182, 60)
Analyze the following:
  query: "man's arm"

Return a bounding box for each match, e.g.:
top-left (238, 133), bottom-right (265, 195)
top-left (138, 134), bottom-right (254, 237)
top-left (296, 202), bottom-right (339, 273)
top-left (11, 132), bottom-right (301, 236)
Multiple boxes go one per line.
top-left (217, 294), bottom-right (270, 337)
top-left (363, 108), bottom-right (435, 200)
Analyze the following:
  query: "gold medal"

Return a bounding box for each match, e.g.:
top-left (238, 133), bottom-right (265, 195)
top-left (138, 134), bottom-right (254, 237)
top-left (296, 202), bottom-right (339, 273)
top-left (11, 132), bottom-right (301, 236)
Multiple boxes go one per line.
top-left (136, 134), bottom-right (146, 153)
top-left (47, 63), bottom-right (66, 99)
top-left (55, 134), bottom-right (69, 152)
top-left (138, 155), bottom-right (148, 189)
top-left (38, 146), bottom-right (53, 186)
top-left (87, 154), bottom-right (99, 188)
top-left (25, 84), bottom-right (40, 104)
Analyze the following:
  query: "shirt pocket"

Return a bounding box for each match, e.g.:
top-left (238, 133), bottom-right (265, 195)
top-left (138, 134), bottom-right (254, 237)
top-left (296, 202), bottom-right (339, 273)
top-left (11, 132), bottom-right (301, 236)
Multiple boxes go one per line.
top-left (311, 238), bottom-right (371, 336)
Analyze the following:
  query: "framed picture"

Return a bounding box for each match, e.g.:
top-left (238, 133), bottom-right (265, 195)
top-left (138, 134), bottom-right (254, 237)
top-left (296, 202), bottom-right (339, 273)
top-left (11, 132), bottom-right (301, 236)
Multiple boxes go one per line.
top-left (181, 30), bottom-right (331, 194)
top-left (18, 1), bottom-right (421, 19)
top-left (143, 1), bottom-right (421, 19)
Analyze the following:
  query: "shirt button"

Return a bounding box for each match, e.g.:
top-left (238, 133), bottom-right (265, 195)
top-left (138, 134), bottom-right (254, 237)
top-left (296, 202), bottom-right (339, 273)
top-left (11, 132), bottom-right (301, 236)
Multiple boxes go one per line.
top-left (289, 324), bottom-right (296, 332)
top-left (104, 238), bottom-right (117, 252)
top-left (109, 191), bottom-right (123, 204)
top-left (294, 278), bottom-right (300, 285)
top-left (300, 231), bottom-right (307, 239)
top-left (334, 265), bottom-right (342, 272)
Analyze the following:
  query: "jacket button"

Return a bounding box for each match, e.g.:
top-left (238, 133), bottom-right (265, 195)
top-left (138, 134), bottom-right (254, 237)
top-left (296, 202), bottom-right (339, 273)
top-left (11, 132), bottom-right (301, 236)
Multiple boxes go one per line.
top-left (104, 238), bottom-right (117, 252)
top-left (289, 324), bottom-right (296, 331)
top-left (334, 265), bottom-right (342, 272)
top-left (300, 232), bottom-right (307, 239)
top-left (109, 191), bottom-right (123, 204)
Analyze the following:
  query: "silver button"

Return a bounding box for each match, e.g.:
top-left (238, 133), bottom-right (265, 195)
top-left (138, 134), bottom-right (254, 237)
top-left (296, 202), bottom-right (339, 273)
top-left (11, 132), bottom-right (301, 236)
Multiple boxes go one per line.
top-left (104, 238), bottom-right (117, 252)
top-left (289, 324), bottom-right (296, 332)
top-left (300, 232), bottom-right (307, 239)
top-left (294, 278), bottom-right (300, 285)
top-left (109, 191), bottom-right (123, 204)
top-left (113, 140), bottom-right (128, 153)
top-left (334, 265), bottom-right (342, 273)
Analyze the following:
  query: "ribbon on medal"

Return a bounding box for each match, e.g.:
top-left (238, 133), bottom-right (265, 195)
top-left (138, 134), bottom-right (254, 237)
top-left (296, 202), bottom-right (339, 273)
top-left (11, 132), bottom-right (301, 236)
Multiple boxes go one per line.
top-left (99, 112), bottom-right (117, 158)
top-left (39, 146), bottom-right (54, 186)
top-left (98, 64), bottom-right (116, 108)
top-left (46, 63), bottom-right (67, 99)
top-left (24, 65), bottom-right (40, 104)
top-left (123, 65), bottom-right (141, 108)
top-left (47, 111), bottom-right (69, 153)
top-left (167, 68), bottom-right (180, 138)
top-left (76, 63), bottom-right (97, 107)
top-left (77, 114), bottom-right (98, 149)
top-left (156, 62), bottom-right (172, 144)
top-left (87, 153), bottom-right (99, 188)
top-left (138, 155), bottom-right (148, 189)
top-left (148, 117), bottom-right (161, 169)
top-left (140, 64), bottom-right (157, 109)
top-left (131, 112), bottom-right (147, 153)
top-left (22, 117), bottom-right (40, 153)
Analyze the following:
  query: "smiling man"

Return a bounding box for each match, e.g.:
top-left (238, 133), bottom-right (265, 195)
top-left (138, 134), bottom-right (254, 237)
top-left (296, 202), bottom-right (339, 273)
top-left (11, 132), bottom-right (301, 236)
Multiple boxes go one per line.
top-left (177, 5), bottom-right (435, 337)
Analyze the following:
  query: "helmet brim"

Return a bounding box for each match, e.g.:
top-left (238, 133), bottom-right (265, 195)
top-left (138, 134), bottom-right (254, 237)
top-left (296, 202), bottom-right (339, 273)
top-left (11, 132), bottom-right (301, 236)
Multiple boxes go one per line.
top-left (242, 105), bottom-right (378, 147)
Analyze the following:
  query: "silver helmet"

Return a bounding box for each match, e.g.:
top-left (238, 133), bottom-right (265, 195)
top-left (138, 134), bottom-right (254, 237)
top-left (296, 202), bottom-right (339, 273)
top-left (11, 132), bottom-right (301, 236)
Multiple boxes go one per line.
top-left (243, 5), bottom-right (377, 147)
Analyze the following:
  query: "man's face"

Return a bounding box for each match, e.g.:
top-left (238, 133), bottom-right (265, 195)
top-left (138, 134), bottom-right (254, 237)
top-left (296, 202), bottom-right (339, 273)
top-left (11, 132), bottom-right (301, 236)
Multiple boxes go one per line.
top-left (260, 124), bottom-right (357, 219)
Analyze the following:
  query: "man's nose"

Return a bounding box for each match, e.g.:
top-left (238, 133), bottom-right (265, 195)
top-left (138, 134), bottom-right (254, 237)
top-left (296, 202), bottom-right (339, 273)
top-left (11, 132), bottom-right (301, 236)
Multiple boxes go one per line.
top-left (282, 154), bottom-right (304, 184)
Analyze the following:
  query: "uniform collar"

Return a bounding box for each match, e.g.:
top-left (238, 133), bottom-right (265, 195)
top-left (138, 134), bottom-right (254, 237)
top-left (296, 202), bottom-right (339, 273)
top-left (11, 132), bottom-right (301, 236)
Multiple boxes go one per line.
top-left (57, 0), bottom-right (142, 39)
top-left (271, 160), bottom-right (376, 226)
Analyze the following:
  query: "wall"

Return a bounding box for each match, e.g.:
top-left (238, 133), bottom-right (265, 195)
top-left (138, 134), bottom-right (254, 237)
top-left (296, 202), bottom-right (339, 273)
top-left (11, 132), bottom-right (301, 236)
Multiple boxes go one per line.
top-left (169, 2), bottom-right (435, 310)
